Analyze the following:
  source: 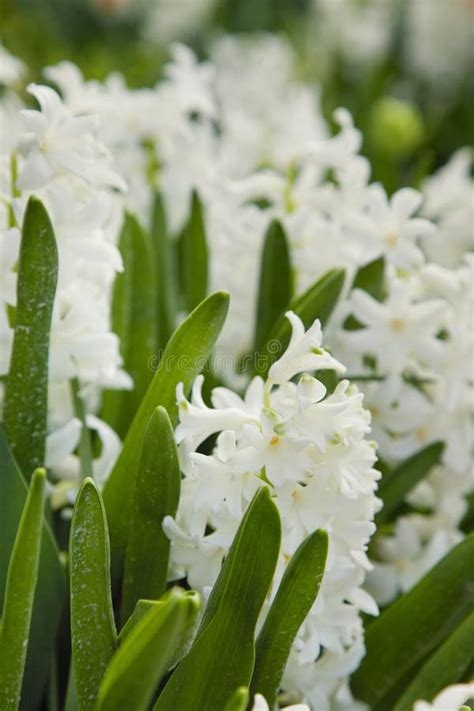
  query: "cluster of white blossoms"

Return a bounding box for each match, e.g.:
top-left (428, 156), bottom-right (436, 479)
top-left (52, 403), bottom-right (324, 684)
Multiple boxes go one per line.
top-left (403, 0), bottom-right (474, 92)
top-left (42, 37), bottom-right (329, 379)
top-left (335, 254), bottom-right (473, 604)
top-left (309, 0), bottom-right (474, 93)
top-left (0, 65), bottom-right (130, 498)
top-left (421, 148), bottom-right (474, 268)
top-left (142, 0), bottom-right (217, 45)
top-left (414, 683), bottom-right (474, 711)
top-left (166, 311), bottom-right (380, 709)
top-left (311, 0), bottom-right (396, 71)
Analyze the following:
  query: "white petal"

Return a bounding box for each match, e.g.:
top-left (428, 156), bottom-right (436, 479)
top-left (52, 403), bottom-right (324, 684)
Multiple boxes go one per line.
top-left (46, 419), bottom-right (81, 468)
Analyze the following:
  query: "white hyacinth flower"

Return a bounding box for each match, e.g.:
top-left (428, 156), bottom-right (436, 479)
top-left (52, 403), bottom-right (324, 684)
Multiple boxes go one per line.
top-left (1, 82), bottom-right (130, 492)
top-left (252, 692), bottom-right (310, 711)
top-left (413, 683), bottom-right (474, 711)
top-left (268, 312), bottom-right (346, 386)
top-left (166, 312), bottom-right (380, 708)
top-left (18, 84), bottom-right (125, 191)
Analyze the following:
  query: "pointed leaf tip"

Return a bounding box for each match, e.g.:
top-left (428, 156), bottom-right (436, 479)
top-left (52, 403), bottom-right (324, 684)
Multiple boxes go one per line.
top-left (104, 288), bottom-right (230, 585)
top-left (70, 478), bottom-right (117, 711)
top-left (121, 404), bottom-right (181, 622)
top-left (0, 464), bottom-right (46, 711)
top-left (3, 196), bottom-right (58, 479)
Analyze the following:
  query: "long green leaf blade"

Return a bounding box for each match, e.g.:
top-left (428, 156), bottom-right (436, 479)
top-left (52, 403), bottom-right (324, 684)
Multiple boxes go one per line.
top-left (154, 488), bottom-right (281, 711)
top-left (182, 190), bottom-right (208, 312)
top-left (96, 589), bottom-right (200, 711)
top-left (0, 468), bottom-right (46, 711)
top-left (254, 219), bottom-right (292, 351)
top-left (103, 291), bottom-right (229, 584)
top-left (70, 479), bottom-right (117, 711)
top-left (121, 406), bottom-right (180, 623)
top-left (250, 529), bottom-right (328, 706)
top-left (71, 378), bottom-right (94, 481)
top-left (254, 268), bottom-right (345, 377)
top-left (151, 192), bottom-right (176, 350)
top-left (351, 534), bottom-right (474, 707)
top-left (3, 196), bottom-right (58, 479)
top-left (0, 426), bottom-right (66, 711)
top-left (101, 213), bottom-right (157, 438)
top-left (376, 442), bottom-right (444, 525)
top-left (393, 610), bottom-right (474, 711)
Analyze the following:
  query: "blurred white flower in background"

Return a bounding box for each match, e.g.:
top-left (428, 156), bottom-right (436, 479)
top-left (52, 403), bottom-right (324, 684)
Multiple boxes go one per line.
top-left (421, 149), bottom-right (474, 267)
top-left (404, 0), bottom-right (474, 91)
top-left (143, 0), bottom-right (217, 44)
top-left (0, 44), bottom-right (26, 86)
top-left (313, 0), bottom-right (396, 70)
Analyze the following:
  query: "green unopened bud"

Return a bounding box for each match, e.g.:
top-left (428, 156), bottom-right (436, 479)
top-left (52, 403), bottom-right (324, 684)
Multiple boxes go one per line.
top-left (368, 97), bottom-right (424, 158)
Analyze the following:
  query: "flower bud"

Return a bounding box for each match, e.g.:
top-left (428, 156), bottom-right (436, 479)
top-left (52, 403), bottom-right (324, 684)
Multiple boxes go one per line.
top-left (368, 97), bottom-right (424, 158)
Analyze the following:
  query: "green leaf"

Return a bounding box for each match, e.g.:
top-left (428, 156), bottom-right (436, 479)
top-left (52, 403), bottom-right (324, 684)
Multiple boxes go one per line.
top-left (222, 688), bottom-right (250, 711)
top-left (71, 378), bottom-right (94, 481)
top-left (118, 600), bottom-right (162, 644)
top-left (103, 291), bottom-right (229, 585)
top-left (64, 668), bottom-right (79, 711)
top-left (96, 589), bottom-right (200, 711)
top-left (250, 529), bottom-right (328, 706)
top-left (254, 268), bottom-right (345, 377)
top-left (0, 468), bottom-right (46, 711)
top-left (461, 491), bottom-right (474, 533)
top-left (254, 219), bottom-right (292, 351)
top-left (120, 406), bottom-right (180, 623)
top-left (118, 590), bottom-right (200, 671)
top-left (393, 610), bottom-right (474, 711)
top-left (3, 196), bottom-right (58, 479)
top-left (154, 488), bottom-right (281, 711)
top-left (101, 213), bottom-right (157, 438)
top-left (182, 190), bottom-right (209, 312)
top-left (151, 192), bottom-right (177, 350)
top-left (0, 426), bottom-right (66, 711)
top-left (376, 442), bottom-right (444, 525)
top-left (352, 256), bottom-right (385, 300)
top-left (70, 479), bottom-right (117, 711)
top-left (351, 534), bottom-right (474, 707)
top-left (119, 595), bottom-right (201, 671)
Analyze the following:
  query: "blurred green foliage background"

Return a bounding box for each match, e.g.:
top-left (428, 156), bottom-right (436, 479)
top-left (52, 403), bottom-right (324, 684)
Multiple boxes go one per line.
top-left (2, 0), bottom-right (473, 191)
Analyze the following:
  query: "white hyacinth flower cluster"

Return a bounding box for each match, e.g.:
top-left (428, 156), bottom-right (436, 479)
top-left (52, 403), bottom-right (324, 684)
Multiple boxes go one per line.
top-left (142, 0), bottom-right (218, 44)
top-left (336, 253), bottom-right (473, 604)
top-left (312, 0), bottom-right (396, 71)
top-left (309, 0), bottom-right (474, 94)
top-left (40, 38), bottom-right (329, 380)
top-left (421, 148), bottom-right (474, 268)
top-left (165, 311), bottom-right (380, 709)
top-left (413, 682), bottom-right (474, 711)
top-left (0, 79), bottom-right (130, 497)
top-left (403, 0), bottom-right (474, 92)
